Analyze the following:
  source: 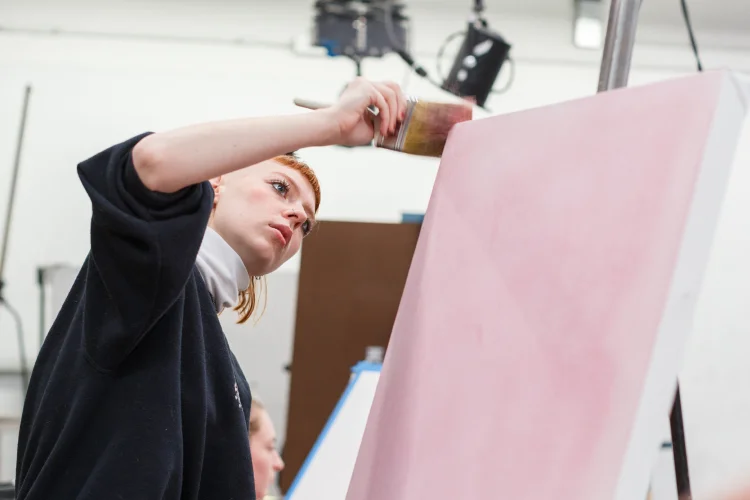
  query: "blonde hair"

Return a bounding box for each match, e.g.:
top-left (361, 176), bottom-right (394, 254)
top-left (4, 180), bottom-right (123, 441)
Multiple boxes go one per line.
top-left (233, 154), bottom-right (320, 324)
top-left (249, 398), bottom-right (266, 436)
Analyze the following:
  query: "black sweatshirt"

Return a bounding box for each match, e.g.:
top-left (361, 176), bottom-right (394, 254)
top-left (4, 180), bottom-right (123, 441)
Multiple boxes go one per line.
top-left (15, 133), bottom-right (256, 500)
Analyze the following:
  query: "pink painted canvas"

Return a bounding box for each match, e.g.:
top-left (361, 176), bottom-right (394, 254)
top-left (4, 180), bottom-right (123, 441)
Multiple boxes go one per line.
top-left (346, 71), bottom-right (747, 500)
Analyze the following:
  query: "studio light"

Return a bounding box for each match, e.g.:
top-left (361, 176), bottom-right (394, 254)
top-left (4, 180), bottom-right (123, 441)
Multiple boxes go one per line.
top-left (308, 0), bottom-right (514, 108)
top-left (440, 2), bottom-right (512, 108)
top-left (312, 1), bottom-right (410, 63)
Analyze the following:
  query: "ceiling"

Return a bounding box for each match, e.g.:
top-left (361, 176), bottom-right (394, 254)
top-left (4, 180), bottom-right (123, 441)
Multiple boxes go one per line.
top-left (404, 0), bottom-right (750, 33)
top-left (2, 0), bottom-right (747, 51)
top-left (4, 0), bottom-right (747, 33)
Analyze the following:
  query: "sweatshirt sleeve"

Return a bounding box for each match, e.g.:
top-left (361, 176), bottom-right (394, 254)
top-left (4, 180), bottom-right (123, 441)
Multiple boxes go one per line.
top-left (77, 132), bottom-right (213, 369)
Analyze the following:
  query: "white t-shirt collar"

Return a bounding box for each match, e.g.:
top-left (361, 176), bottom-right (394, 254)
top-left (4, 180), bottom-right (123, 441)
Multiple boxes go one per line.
top-left (195, 227), bottom-right (250, 314)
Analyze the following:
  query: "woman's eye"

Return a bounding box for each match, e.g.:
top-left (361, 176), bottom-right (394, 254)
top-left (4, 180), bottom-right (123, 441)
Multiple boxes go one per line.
top-left (271, 182), bottom-right (288, 195)
top-left (302, 220), bottom-right (311, 235)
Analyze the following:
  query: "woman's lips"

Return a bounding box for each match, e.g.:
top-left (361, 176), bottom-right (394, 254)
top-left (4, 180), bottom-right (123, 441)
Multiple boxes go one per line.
top-left (269, 224), bottom-right (292, 246)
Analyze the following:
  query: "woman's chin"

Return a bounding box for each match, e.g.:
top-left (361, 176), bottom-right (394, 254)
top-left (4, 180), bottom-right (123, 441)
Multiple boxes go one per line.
top-left (243, 240), bottom-right (279, 277)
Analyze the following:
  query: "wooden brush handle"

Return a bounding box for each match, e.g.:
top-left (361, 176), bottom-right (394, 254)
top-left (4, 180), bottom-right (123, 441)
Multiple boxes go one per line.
top-left (293, 98), bottom-right (330, 111)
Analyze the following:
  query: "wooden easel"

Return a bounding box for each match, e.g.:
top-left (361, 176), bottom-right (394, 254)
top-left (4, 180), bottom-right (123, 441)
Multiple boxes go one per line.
top-left (597, 2), bottom-right (691, 498)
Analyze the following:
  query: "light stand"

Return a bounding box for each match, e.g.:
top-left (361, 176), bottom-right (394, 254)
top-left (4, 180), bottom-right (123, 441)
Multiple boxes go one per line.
top-left (0, 85), bottom-right (32, 393)
top-left (596, 2), bottom-right (692, 498)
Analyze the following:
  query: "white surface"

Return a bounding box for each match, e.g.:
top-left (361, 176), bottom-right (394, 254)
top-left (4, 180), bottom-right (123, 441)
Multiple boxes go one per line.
top-left (614, 73), bottom-right (749, 500)
top-left (45, 264), bottom-right (81, 325)
top-left (0, 418), bottom-right (19, 484)
top-left (650, 446), bottom-right (680, 500)
top-left (676, 83), bottom-right (750, 495)
top-left (287, 367), bottom-right (380, 500)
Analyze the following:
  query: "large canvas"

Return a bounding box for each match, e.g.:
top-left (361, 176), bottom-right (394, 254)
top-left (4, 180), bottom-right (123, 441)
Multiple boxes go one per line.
top-left (345, 71), bottom-right (748, 500)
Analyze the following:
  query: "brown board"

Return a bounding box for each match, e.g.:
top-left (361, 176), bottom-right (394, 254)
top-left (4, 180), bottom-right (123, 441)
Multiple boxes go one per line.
top-left (279, 220), bottom-right (421, 492)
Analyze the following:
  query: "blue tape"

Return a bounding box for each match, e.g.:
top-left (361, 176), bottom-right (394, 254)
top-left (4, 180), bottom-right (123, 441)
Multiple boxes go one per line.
top-left (352, 361), bottom-right (382, 374)
top-left (401, 213), bottom-right (425, 224)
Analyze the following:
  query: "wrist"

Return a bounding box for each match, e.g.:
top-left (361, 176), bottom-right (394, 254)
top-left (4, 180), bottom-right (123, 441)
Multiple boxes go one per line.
top-left (308, 107), bottom-right (344, 146)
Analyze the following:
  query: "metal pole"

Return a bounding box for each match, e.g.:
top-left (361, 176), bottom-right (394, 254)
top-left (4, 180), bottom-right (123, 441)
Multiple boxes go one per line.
top-left (670, 386), bottom-right (692, 499)
top-left (597, 0), bottom-right (643, 92)
top-left (596, 3), bottom-right (692, 498)
top-left (0, 85), bottom-right (32, 393)
top-left (0, 85), bottom-right (31, 291)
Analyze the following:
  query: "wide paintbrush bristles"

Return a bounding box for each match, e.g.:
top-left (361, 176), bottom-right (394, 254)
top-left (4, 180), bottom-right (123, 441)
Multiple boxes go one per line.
top-left (376, 98), bottom-right (473, 157)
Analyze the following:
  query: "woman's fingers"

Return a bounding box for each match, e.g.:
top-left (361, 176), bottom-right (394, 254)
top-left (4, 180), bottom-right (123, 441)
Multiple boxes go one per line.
top-left (367, 83), bottom-right (391, 138)
top-left (374, 81), bottom-right (409, 134)
top-left (336, 77), bottom-right (407, 139)
top-left (373, 82), bottom-right (400, 134)
top-left (381, 80), bottom-right (408, 123)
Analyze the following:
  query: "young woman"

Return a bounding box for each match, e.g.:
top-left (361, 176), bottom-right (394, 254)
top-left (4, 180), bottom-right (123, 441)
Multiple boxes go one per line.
top-left (248, 399), bottom-right (285, 499)
top-left (15, 77), bottom-right (407, 500)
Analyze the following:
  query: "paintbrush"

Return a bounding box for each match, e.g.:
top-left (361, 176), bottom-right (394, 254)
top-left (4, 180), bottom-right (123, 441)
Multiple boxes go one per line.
top-left (292, 96), bottom-right (472, 158)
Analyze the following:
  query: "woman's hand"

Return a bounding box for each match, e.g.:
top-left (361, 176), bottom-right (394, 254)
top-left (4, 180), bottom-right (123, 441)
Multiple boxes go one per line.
top-left (328, 77), bottom-right (408, 147)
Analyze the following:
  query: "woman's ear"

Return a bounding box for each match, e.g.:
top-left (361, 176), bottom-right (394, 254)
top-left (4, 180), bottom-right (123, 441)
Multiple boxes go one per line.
top-left (209, 176), bottom-right (224, 203)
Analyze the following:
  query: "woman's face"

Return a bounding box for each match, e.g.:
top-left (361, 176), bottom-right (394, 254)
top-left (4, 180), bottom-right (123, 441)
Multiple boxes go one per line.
top-left (209, 159), bottom-right (316, 277)
top-left (250, 409), bottom-right (285, 498)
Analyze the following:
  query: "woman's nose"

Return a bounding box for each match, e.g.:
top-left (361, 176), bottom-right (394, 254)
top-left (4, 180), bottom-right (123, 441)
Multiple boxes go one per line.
top-left (284, 201), bottom-right (305, 220)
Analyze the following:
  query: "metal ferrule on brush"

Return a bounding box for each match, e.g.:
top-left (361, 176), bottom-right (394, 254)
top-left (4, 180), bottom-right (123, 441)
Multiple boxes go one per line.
top-left (375, 96), bottom-right (418, 153)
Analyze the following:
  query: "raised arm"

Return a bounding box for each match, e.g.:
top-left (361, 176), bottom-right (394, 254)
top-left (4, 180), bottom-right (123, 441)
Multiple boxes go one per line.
top-left (133, 78), bottom-right (407, 193)
top-left (77, 78), bottom-right (405, 370)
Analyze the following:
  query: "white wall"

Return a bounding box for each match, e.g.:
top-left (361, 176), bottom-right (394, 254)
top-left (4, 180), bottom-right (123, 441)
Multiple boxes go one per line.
top-left (0, 0), bottom-right (749, 494)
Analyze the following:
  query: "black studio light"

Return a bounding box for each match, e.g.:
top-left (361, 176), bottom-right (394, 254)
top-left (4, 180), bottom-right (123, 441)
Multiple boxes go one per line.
top-left (309, 0), bottom-right (513, 108)
top-left (312, 0), bottom-right (410, 71)
top-left (441, 1), bottom-right (512, 108)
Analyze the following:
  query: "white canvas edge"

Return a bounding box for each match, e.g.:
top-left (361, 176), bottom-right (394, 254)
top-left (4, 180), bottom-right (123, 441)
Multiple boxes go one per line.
top-left (614, 72), bottom-right (749, 500)
top-left (288, 370), bottom-right (380, 500)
